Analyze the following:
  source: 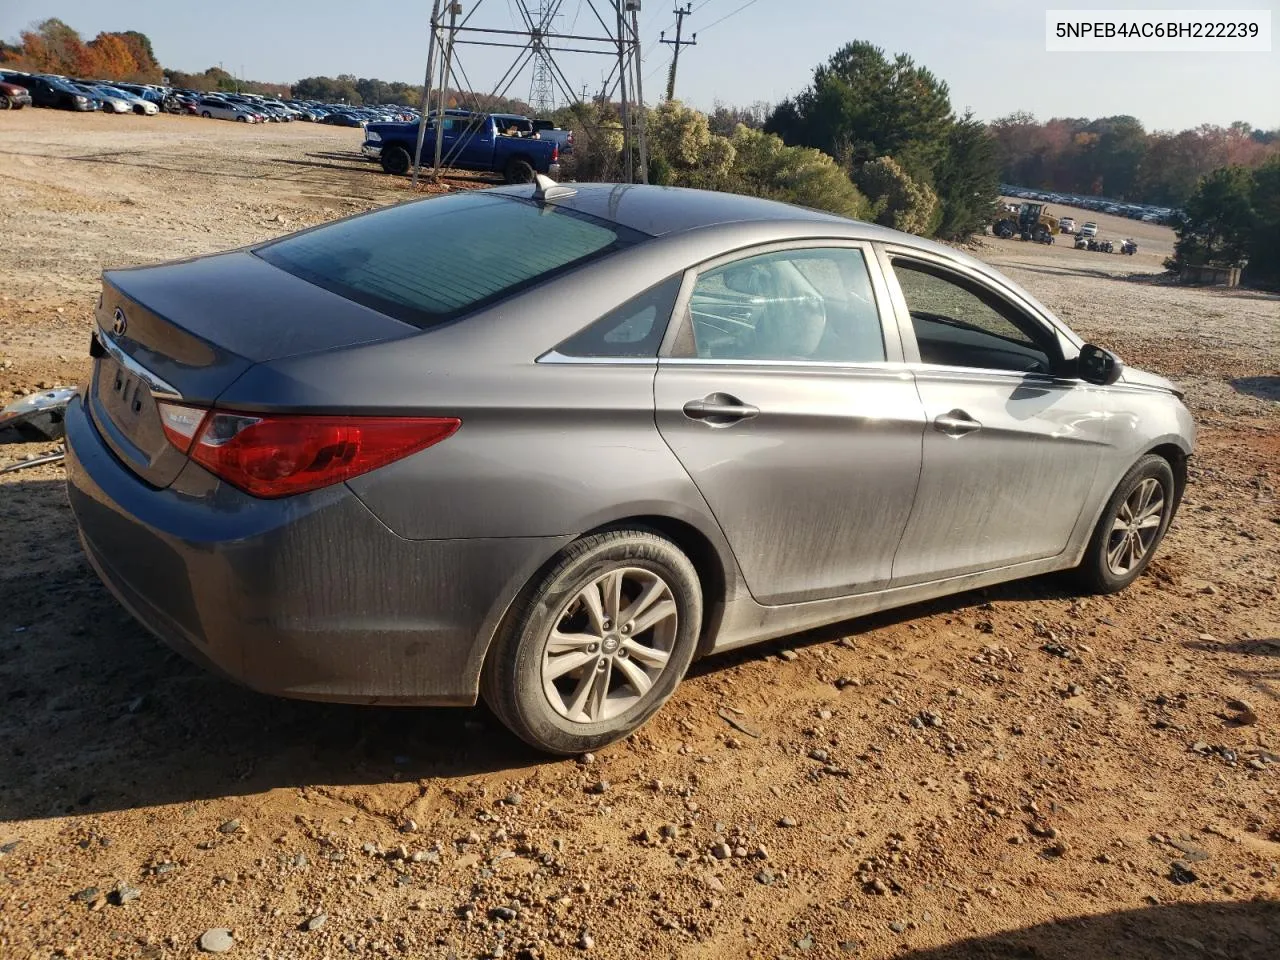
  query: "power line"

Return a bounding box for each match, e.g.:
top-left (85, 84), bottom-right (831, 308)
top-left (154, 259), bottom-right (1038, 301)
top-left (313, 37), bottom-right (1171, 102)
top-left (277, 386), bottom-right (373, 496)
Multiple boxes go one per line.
top-left (699, 0), bottom-right (762, 33)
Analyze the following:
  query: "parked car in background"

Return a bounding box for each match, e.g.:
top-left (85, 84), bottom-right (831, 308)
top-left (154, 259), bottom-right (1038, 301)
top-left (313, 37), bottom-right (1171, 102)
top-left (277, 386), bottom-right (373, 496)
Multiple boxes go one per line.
top-left (197, 97), bottom-right (260, 122)
top-left (0, 78), bottom-right (32, 109)
top-left (4, 73), bottom-right (97, 111)
top-left (74, 83), bottom-right (132, 113)
top-left (1080, 221), bottom-right (1098, 237)
top-left (532, 118), bottom-right (574, 154)
top-left (321, 111), bottom-right (365, 127)
top-left (1058, 217), bottom-right (1076, 234)
top-left (96, 85), bottom-right (160, 115)
top-left (365, 110), bottom-right (560, 182)
top-left (114, 82), bottom-right (163, 104)
top-left (63, 182), bottom-right (1194, 754)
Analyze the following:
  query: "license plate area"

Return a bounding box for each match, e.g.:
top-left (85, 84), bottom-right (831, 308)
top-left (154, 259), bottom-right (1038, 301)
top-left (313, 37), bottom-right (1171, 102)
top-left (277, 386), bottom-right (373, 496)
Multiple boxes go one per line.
top-left (87, 346), bottom-right (182, 485)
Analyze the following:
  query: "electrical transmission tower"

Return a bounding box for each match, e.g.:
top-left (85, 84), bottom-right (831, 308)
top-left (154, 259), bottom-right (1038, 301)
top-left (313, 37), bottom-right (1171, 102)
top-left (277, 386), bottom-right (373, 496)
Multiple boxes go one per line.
top-left (660, 4), bottom-right (696, 101)
top-left (410, 1), bottom-right (648, 185)
top-left (529, 0), bottom-right (556, 114)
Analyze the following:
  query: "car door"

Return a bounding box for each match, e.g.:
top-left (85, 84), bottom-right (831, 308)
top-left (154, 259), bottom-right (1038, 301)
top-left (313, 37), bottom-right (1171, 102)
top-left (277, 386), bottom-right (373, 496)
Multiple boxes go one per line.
top-left (654, 241), bottom-right (926, 606)
top-left (452, 115), bottom-right (494, 170)
top-left (879, 246), bottom-right (1113, 586)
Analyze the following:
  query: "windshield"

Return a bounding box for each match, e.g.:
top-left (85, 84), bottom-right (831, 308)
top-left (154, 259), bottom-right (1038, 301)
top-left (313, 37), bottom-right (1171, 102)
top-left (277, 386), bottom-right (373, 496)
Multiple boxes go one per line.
top-left (255, 191), bottom-right (646, 330)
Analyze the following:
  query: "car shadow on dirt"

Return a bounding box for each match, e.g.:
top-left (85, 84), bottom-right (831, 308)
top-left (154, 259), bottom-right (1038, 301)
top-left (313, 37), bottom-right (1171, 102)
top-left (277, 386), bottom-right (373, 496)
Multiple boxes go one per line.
top-left (689, 573), bottom-right (1081, 681)
top-left (0, 475), bottom-right (1087, 822)
top-left (1232, 376), bottom-right (1280, 402)
top-left (1181, 636), bottom-right (1280, 702)
top-left (896, 900), bottom-right (1280, 960)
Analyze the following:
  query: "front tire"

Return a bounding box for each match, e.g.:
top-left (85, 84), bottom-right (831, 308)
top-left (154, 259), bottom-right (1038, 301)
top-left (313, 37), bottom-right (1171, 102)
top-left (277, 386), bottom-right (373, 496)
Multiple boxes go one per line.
top-left (380, 145), bottom-right (412, 176)
top-left (1075, 454), bottom-right (1177, 594)
top-left (482, 530), bottom-right (702, 755)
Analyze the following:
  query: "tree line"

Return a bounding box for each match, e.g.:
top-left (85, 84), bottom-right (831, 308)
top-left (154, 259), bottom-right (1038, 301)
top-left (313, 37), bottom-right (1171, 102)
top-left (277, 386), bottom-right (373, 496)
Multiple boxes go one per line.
top-left (0, 19), bottom-right (289, 95)
top-left (0, 18), bottom-right (162, 83)
top-left (989, 112), bottom-right (1280, 208)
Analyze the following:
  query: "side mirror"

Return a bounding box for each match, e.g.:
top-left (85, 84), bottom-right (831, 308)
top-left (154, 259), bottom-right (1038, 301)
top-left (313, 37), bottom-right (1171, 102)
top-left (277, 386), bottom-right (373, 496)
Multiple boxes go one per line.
top-left (1076, 343), bottom-right (1124, 386)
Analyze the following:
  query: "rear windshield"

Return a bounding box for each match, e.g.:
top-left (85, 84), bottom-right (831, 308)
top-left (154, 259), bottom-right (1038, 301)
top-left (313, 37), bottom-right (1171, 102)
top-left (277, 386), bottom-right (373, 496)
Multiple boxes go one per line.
top-left (255, 192), bottom-right (643, 329)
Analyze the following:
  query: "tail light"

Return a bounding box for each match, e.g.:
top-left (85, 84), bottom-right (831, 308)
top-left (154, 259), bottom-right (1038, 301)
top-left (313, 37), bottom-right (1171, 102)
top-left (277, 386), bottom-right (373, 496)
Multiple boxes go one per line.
top-left (156, 402), bottom-right (459, 498)
top-left (552, 144), bottom-right (559, 162)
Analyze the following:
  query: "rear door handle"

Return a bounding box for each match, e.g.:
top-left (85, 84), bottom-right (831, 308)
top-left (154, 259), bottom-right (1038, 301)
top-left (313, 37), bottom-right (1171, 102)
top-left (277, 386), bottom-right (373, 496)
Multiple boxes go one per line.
top-left (683, 393), bottom-right (760, 425)
top-left (934, 410), bottom-right (982, 436)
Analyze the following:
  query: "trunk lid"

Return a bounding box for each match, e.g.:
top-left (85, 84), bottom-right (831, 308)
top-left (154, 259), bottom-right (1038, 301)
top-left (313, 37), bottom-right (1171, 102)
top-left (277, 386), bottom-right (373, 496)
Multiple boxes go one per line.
top-left (89, 251), bottom-right (418, 488)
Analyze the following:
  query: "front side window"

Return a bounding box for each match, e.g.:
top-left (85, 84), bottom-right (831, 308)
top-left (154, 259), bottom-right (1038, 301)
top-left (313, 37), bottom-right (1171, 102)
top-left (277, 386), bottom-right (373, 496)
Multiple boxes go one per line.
top-left (674, 247), bottom-right (885, 363)
top-left (256, 192), bottom-right (645, 330)
top-left (890, 259), bottom-right (1056, 375)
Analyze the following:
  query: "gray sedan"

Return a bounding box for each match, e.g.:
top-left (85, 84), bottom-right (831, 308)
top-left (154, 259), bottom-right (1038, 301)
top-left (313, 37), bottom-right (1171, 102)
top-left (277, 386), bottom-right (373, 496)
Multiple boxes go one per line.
top-left (64, 182), bottom-right (1194, 754)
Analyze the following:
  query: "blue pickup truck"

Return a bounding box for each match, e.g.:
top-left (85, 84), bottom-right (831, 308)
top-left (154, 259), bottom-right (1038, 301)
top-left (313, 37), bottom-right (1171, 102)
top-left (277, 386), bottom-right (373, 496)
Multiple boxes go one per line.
top-left (363, 109), bottom-right (560, 183)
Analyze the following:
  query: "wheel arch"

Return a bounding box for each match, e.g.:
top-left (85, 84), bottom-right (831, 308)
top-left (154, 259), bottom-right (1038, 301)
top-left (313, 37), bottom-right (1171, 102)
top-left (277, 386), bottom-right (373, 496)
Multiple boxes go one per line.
top-left (1145, 440), bottom-right (1190, 509)
top-left (465, 509), bottom-right (740, 702)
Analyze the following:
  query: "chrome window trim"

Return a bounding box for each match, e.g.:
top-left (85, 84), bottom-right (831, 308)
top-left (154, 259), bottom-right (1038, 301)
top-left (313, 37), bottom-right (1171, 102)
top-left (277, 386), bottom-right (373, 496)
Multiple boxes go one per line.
top-left (536, 350), bottom-right (658, 366)
top-left (904, 362), bottom-right (1083, 388)
top-left (658, 356), bottom-right (913, 378)
top-left (94, 332), bottom-right (182, 400)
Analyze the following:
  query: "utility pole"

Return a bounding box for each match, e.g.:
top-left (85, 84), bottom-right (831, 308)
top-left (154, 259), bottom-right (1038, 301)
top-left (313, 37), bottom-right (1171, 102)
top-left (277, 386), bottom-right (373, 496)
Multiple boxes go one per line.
top-left (615, 0), bottom-right (631, 183)
top-left (432, 2), bottom-right (461, 181)
top-left (411, 0), bottom-right (443, 188)
top-left (628, 0), bottom-right (648, 183)
top-left (659, 4), bottom-right (696, 102)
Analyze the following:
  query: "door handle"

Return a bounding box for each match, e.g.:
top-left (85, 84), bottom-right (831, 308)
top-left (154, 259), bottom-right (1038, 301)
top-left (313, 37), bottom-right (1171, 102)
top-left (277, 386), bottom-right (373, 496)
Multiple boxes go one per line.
top-left (934, 410), bottom-right (982, 436)
top-left (682, 393), bottom-right (760, 425)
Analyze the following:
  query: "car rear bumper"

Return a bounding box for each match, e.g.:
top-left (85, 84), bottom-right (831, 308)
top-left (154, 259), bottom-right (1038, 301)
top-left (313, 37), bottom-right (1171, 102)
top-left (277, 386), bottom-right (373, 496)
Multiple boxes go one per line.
top-left (548, 162), bottom-right (561, 178)
top-left (64, 395), bottom-right (568, 706)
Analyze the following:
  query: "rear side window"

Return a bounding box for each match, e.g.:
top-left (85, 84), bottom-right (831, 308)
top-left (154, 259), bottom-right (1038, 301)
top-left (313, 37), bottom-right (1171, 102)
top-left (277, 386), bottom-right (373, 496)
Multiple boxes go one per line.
top-left (256, 192), bottom-right (645, 330)
top-left (555, 275), bottom-right (682, 358)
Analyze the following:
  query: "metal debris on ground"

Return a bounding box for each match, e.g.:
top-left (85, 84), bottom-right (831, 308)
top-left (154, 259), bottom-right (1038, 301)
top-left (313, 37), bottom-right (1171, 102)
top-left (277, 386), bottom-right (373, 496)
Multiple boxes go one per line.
top-left (0, 387), bottom-right (77, 442)
top-left (0, 451), bottom-right (66, 475)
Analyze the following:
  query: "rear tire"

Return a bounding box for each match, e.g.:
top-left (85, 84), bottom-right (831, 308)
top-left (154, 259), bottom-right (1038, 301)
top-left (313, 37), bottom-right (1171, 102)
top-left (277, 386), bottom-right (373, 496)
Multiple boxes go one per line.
top-left (482, 529), bottom-right (702, 755)
top-left (504, 157), bottom-right (536, 184)
top-left (0, 97), bottom-right (11, 111)
top-left (381, 145), bottom-right (412, 176)
top-left (1075, 454), bottom-right (1177, 594)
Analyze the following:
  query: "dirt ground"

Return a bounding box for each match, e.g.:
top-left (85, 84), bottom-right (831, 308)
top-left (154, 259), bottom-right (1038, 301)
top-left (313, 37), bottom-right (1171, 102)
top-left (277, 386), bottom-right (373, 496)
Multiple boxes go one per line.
top-left (1, 110), bottom-right (1278, 960)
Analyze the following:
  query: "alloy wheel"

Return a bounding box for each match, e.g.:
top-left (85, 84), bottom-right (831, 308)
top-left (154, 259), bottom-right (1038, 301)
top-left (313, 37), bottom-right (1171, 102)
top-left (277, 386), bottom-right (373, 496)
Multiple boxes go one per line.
top-left (1106, 477), bottom-right (1165, 576)
top-left (541, 567), bottom-right (678, 724)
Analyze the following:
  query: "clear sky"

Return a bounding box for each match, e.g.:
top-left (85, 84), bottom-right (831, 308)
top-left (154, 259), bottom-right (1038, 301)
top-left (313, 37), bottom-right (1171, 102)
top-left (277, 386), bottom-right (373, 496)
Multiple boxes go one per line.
top-left (3, 0), bottom-right (1277, 130)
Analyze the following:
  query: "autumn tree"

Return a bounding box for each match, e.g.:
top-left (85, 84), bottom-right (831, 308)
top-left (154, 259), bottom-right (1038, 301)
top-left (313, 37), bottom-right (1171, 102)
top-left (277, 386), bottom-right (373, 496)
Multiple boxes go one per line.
top-left (87, 33), bottom-right (137, 78)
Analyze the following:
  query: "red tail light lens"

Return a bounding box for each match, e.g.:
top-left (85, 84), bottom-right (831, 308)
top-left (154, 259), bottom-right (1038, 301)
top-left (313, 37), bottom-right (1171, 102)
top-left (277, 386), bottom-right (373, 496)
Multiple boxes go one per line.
top-left (552, 144), bottom-right (559, 162)
top-left (173, 410), bottom-right (459, 498)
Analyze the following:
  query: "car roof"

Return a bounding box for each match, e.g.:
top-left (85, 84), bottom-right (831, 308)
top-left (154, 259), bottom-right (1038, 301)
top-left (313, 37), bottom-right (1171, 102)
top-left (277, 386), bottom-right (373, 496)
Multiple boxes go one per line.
top-left (487, 183), bottom-right (863, 238)
top-left (487, 182), bottom-right (986, 259)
